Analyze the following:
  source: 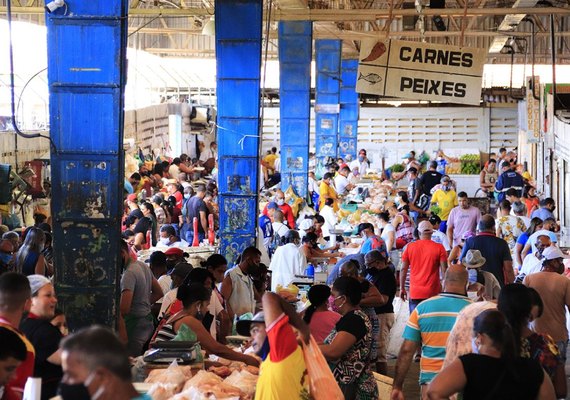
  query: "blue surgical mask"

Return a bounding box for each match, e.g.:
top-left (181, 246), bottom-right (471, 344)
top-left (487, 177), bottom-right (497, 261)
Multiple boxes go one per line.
top-left (358, 156), bottom-right (365, 162)
top-left (184, 194), bottom-right (191, 199)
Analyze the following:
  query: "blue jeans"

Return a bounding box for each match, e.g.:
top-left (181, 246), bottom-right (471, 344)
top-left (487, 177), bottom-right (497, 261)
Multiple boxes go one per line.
top-left (410, 211), bottom-right (419, 225)
top-left (409, 298), bottom-right (427, 314)
top-left (185, 231), bottom-right (205, 245)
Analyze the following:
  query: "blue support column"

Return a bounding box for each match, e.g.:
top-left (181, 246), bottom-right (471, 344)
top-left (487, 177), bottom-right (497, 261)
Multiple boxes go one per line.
top-left (278, 21), bottom-right (312, 197)
top-left (45, 1), bottom-right (128, 328)
top-left (315, 40), bottom-right (342, 167)
top-left (215, 0), bottom-right (262, 263)
top-left (339, 59), bottom-right (359, 161)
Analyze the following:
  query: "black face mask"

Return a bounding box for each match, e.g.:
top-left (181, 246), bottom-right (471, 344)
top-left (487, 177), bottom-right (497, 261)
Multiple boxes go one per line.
top-left (365, 267), bottom-right (376, 276)
top-left (58, 383), bottom-right (91, 400)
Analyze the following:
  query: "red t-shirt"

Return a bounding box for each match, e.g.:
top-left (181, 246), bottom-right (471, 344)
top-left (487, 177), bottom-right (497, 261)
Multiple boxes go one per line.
top-left (262, 204), bottom-right (295, 229)
top-left (173, 191), bottom-right (183, 210)
top-left (402, 239), bottom-right (447, 299)
top-left (0, 319), bottom-right (35, 398)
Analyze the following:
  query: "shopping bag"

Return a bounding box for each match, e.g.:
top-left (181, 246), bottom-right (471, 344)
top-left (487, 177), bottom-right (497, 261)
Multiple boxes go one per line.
top-left (301, 335), bottom-right (344, 400)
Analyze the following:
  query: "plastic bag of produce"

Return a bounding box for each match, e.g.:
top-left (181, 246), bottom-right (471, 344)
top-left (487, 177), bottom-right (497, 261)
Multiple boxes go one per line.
top-left (301, 335), bottom-right (344, 400)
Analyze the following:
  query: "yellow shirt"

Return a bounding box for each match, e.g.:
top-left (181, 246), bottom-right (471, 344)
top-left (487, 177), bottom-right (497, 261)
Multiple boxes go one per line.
top-left (254, 314), bottom-right (310, 400)
top-left (319, 182), bottom-right (339, 212)
top-left (431, 189), bottom-right (458, 221)
top-left (263, 154), bottom-right (278, 171)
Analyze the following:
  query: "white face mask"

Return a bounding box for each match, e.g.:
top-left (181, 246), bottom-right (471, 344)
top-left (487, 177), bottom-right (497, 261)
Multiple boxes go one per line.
top-left (159, 237), bottom-right (170, 246)
top-left (276, 198), bottom-right (285, 206)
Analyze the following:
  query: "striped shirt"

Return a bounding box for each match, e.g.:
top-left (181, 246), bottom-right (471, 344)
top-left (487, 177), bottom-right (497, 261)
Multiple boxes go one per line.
top-left (402, 293), bottom-right (471, 384)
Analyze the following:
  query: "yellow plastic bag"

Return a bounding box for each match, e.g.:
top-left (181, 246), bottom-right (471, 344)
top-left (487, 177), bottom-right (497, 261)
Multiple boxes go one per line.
top-left (301, 335), bottom-right (344, 400)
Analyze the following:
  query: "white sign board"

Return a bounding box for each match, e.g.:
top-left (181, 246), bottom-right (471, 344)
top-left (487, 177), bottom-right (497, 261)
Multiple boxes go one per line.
top-left (356, 39), bottom-right (486, 105)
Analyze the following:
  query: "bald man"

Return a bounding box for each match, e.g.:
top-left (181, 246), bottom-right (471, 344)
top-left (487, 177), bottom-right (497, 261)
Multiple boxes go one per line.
top-left (392, 264), bottom-right (471, 399)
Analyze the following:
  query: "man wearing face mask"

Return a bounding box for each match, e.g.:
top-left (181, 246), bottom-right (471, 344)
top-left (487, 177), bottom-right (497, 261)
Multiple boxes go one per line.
top-left (349, 149), bottom-right (370, 177)
top-left (118, 241), bottom-right (163, 357)
top-left (58, 326), bottom-right (151, 400)
top-left (0, 240), bottom-right (15, 275)
top-left (524, 246), bottom-right (570, 362)
top-left (262, 190), bottom-right (295, 229)
top-left (236, 292), bottom-right (310, 400)
top-left (157, 225), bottom-right (185, 249)
top-left (221, 247), bottom-right (261, 318)
top-left (430, 175), bottom-right (458, 234)
top-left (269, 231), bottom-right (306, 292)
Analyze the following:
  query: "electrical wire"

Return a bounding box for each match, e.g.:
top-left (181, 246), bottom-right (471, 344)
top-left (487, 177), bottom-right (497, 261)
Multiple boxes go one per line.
top-left (128, 13), bottom-right (163, 37)
top-left (15, 67), bottom-right (48, 120)
top-left (5, 0), bottom-right (57, 153)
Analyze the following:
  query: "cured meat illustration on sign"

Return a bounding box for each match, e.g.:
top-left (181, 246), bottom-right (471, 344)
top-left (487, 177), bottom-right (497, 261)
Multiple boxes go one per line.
top-left (361, 41), bottom-right (387, 62)
top-left (358, 72), bottom-right (383, 85)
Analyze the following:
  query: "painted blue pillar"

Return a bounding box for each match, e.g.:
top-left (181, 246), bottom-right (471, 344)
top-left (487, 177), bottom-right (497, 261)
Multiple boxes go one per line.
top-left (45, 1), bottom-right (128, 328)
top-left (278, 21), bottom-right (312, 198)
top-left (339, 59), bottom-right (359, 161)
top-left (215, 0), bottom-right (263, 264)
top-left (315, 40), bottom-right (342, 168)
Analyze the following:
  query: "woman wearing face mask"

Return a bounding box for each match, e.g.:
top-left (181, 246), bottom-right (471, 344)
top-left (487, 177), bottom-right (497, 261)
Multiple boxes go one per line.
top-left (15, 227), bottom-right (49, 276)
top-left (522, 185), bottom-right (540, 218)
top-left (303, 284), bottom-right (341, 343)
top-left (498, 284), bottom-right (566, 398)
top-left (426, 309), bottom-right (555, 400)
top-left (153, 283), bottom-right (259, 366)
top-left (320, 276), bottom-right (378, 400)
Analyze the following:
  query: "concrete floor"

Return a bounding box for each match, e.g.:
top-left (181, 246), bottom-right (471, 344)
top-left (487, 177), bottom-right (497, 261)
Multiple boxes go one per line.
top-left (383, 347), bottom-right (570, 400)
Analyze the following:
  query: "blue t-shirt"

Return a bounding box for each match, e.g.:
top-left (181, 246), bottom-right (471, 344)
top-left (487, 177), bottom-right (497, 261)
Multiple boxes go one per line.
top-left (259, 215), bottom-right (273, 239)
top-left (531, 208), bottom-right (554, 221)
top-left (360, 236), bottom-right (388, 256)
top-left (436, 159), bottom-right (448, 175)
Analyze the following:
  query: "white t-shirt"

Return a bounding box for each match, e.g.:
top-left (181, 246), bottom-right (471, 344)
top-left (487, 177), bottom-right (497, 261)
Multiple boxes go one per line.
top-left (334, 174), bottom-right (350, 196)
top-left (269, 243), bottom-right (307, 292)
top-left (272, 222), bottom-right (290, 238)
top-left (199, 148), bottom-right (216, 162)
top-left (520, 253), bottom-right (543, 276)
top-left (431, 230), bottom-right (451, 251)
top-left (380, 223), bottom-right (395, 252)
top-left (169, 164), bottom-right (180, 178)
top-left (274, 157), bottom-right (281, 173)
top-left (308, 176), bottom-right (318, 193)
top-left (349, 160), bottom-right (368, 176)
top-left (157, 275), bottom-right (173, 303)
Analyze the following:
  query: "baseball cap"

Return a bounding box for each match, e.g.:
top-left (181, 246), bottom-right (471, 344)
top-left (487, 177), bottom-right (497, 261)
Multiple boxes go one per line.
top-left (127, 194), bottom-right (137, 202)
top-left (236, 312), bottom-right (266, 336)
top-left (164, 247), bottom-right (185, 257)
top-left (28, 274), bottom-right (51, 296)
top-left (149, 251), bottom-right (166, 265)
top-left (266, 201), bottom-right (279, 210)
top-left (408, 167), bottom-right (418, 174)
top-left (542, 246), bottom-right (568, 261)
top-left (500, 160), bottom-right (511, 169)
top-left (418, 220), bottom-right (434, 234)
top-left (181, 182), bottom-right (192, 189)
top-left (402, 152), bottom-right (412, 159)
top-left (429, 215), bottom-right (441, 225)
top-left (165, 179), bottom-right (178, 186)
top-left (169, 262), bottom-right (193, 278)
top-left (357, 223), bottom-right (374, 234)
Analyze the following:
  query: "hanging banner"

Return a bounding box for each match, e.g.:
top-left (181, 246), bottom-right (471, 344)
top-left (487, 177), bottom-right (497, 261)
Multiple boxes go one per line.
top-left (356, 39), bottom-right (486, 105)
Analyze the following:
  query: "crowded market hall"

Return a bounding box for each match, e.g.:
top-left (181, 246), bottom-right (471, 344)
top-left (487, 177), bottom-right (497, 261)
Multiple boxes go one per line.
top-left (2, 1), bottom-right (570, 400)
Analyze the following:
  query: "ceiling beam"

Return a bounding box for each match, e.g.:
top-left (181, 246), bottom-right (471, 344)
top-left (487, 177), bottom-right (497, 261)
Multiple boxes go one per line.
top-left (3, 5), bottom-right (570, 18)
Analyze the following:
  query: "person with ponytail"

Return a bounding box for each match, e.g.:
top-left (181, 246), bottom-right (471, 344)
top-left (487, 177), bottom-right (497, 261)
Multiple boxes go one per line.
top-left (152, 283), bottom-right (259, 366)
top-left (303, 284), bottom-right (340, 343)
top-left (498, 284), bottom-right (566, 398)
top-left (426, 309), bottom-right (555, 400)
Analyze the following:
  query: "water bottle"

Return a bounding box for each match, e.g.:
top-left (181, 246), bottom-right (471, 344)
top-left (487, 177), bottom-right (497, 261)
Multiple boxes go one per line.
top-left (304, 263), bottom-right (315, 277)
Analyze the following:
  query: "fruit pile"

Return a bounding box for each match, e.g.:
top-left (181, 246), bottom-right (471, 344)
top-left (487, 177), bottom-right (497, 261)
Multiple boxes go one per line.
top-left (459, 154), bottom-right (481, 175)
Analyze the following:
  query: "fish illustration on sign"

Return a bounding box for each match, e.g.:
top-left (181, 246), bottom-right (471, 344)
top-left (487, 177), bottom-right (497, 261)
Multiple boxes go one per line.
top-left (358, 72), bottom-right (382, 85)
top-left (361, 41), bottom-right (387, 62)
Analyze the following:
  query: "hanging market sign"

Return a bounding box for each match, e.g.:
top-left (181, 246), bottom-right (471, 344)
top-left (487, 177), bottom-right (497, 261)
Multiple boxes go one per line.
top-left (356, 39), bottom-right (486, 105)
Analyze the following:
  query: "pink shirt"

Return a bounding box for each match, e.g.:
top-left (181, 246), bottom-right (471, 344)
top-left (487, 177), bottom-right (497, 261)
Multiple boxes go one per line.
top-left (447, 206), bottom-right (481, 247)
top-left (309, 310), bottom-right (341, 343)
